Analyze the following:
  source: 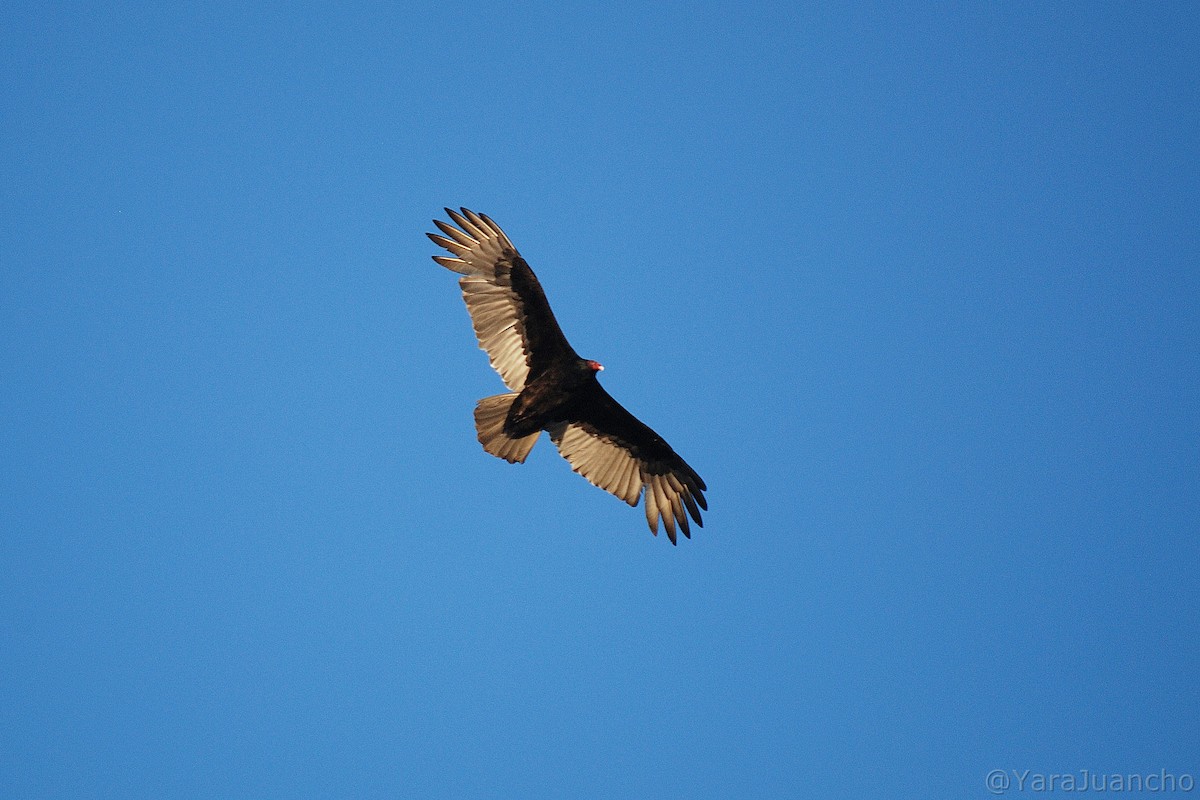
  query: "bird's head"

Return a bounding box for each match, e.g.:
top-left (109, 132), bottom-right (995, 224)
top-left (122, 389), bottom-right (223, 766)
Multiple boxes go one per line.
top-left (585, 359), bottom-right (604, 373)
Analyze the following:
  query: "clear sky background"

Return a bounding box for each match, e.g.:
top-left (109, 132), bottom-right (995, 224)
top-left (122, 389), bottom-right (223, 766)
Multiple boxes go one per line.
top-left (2, 2), bottom-right (1197, 798)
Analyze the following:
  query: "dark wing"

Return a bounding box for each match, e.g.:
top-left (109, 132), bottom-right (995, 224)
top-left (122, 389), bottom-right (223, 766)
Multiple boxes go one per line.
top-left (548, 382), bottom-right (707, 544)
top-left (427, 208), bottom-right (577, 391)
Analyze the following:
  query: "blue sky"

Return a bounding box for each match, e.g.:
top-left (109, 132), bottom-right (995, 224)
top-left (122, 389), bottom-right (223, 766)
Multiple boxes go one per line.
top-left (2, 2), bottom-right (1197, 798)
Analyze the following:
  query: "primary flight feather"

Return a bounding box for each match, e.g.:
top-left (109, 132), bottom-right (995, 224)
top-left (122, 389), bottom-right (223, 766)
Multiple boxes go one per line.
top-left (427, 208), bottom-right (707, 544)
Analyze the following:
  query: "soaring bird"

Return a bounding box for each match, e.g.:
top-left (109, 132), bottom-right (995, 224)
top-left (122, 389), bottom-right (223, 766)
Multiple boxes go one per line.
top-left (427, 208), bottom-right (707, 543)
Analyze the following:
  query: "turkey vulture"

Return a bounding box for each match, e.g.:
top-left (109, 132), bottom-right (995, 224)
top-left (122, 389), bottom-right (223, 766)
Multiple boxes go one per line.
top-left (427, 208), bottom-right (707, 543)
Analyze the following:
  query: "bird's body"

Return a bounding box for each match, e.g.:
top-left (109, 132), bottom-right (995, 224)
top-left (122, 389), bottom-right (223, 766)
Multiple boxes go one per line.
top-left (504, 359), bottom-right (592, 438)
top-left (428, 208), bottom-right (706, 543)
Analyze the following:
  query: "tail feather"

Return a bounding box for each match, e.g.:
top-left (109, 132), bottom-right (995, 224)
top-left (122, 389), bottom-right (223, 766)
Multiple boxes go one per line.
top-left (474, 393), bottom-right (540, 464)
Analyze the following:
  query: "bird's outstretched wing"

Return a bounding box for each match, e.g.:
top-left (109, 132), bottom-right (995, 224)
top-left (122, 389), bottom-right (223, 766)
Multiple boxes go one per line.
top-left (548, 382), bottom-right (707, 544)
top-left (427, 208), bottom-right (577, 391)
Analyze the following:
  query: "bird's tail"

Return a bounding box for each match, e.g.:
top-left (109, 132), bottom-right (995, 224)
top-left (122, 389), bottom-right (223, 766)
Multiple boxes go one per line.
top-left (474, 393), bottom-right (540, 464)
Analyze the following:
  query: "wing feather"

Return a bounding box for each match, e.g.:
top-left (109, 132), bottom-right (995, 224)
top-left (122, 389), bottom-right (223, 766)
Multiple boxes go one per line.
top-left (428, 208), bottom-right (577, 391)
top-left (446, 207), bottom-right (487, 240)
top-left (432, 255), bottom-right (472, 275)
top-left (434, 218), bottom-right (477, 247)
top-left (644, 476), bottom-right (660, 534)
top-left (616, 457), bottom-right (641, 505)
top-left (547, 382), bottom-right (706, 543)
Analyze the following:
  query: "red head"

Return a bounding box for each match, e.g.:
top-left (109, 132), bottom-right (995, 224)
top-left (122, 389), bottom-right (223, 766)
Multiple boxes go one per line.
top-left (585, 359), bottom-right (604, 372)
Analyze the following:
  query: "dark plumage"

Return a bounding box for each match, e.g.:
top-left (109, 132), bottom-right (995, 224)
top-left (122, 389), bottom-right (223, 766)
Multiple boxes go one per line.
top-left (427, 208), bottom-right (707, 543)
